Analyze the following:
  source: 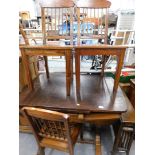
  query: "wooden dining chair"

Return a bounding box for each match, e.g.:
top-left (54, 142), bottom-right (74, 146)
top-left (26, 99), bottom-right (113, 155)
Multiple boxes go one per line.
top-left (40, 0), bottom-right (74, 45)
top-left (22, 107), bottom-right (81, 155)
top-left (112, 122), bottom-right (135, 155)
top-left (19, 23), bottom-right (49, 79)
top-left (19, 23), bottom-right (39, 90)
top-left (19, 23), bottom-right (30, 45)
top-left (75, 0), bottom-right (111, 76)
top-left (39, 0), bottom-right (74, 79)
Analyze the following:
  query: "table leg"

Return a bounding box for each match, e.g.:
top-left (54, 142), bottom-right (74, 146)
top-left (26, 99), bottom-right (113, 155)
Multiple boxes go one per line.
top-left (21, 49), bottom-right (33, 91)
top-left (75, 52), bottom-right (80, 92)
top-left (71, 52), bottom-right (73, 80)
top-left (101, 55), bottom-right (106, 77)
top-left (113, 50), bottom-right (125, 92)
top-left (95, 131), bottom-right (102, 155)
top-left (66, 51), bottom-right (71, 96)
top-left (37, 147), bottom-right (45, 155)
top-left (44, 56), bottom-right (49, 79)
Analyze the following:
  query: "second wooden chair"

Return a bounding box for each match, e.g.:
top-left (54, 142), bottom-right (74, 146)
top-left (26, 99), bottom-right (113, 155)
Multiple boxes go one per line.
top-left (22, 107), bottom-right (81, 155)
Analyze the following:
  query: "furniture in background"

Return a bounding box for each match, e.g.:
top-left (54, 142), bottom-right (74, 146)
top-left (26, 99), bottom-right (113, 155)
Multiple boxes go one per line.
top-left (19, 11), bottom-right (31, 28)
top-left (112, 90), bottom-right (135, 155)
top-left (19, 24), bottom-right (39, 92)
top-left (119, 78), bottom-right (135, 109)
top-left (19, 56), bottom-right (38, 92)
top-left (112, 122), bottom-right (135, 155)
top-left (109, 10), bottom-right (135, 66)
top-left (19, 11), bottom-right (30, 20)
top-left (128, 79), bottom-right (135, 108)
top-left (115, 10), bottom-right (135, 30)
top-left (110, 30), bottom-right (135, 45)
top-left (22, 107), bottom-right (81, 155)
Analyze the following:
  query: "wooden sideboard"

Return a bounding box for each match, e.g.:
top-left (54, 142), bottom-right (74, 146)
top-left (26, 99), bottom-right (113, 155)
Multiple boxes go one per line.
top-left (19, 55), bottom-right (38, 92)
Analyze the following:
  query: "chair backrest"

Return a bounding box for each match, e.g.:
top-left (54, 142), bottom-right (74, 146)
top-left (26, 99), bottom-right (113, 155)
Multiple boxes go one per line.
top-left (40, 0), bottom-right (74, 45)
top-left (19, 23), bottom-right (30, 45)
top-left (22, 107), bottom-right (73, 144)
top-left (75, 0), bottom-right (111, 45)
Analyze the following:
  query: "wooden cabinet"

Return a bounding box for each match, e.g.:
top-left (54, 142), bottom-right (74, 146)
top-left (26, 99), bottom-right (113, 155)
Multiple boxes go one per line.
top-left (19, 55), bottom-right (38, 132)
top-left (119, 79), bottom-right (135, 109)
top-left (19, 56), bottom-right (38, 92)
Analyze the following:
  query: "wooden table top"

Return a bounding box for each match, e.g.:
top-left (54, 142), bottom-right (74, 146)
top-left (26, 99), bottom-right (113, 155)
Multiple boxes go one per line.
top-left (19, 41), bottom-right (73, 49)
top-left (20, 73), bottom-right (127, 114)
top-left (74, 44), bottom-right (130, 49)
top-left (19, 41), bottom-right (134, 50)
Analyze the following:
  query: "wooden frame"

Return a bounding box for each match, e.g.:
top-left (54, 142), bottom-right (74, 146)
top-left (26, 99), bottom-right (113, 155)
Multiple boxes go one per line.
top-left (75, 0), bottom-right (111, 45)
top-left (40, 0), bottom-right (74, 45)
top-left (75, 0), bottom-right (112, 77)
top-left (20, 45), bottom-right (73, 96)
top-left (22, 107), bottom-right (81, 155)
top-left (75, 45), bottom-right (127, 92)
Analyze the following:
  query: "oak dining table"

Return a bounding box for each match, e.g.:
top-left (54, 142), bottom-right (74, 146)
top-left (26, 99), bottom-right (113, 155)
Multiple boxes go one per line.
top-left (20, 71), bottom-right (128, 155)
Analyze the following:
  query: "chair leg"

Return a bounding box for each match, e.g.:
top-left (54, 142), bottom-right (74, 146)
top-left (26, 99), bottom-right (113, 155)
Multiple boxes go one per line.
top-left (69, 146), bottom-right (74, 155)
top-left (80, 130), bottom-right (84, 141)
top-left (126, 151), bottom-right (130, 155)
top-left (111, 150), bottom-right (116, 155)
top-left (43, 56), bottom-right (49, 79)
top-left (37, 146), bottom-right (45, 155)
top-left (101, 55), bottom-right (106, 77)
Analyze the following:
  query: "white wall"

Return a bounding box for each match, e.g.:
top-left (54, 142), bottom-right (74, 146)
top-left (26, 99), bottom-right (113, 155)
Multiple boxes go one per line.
top-left (109, 0), bottom-right (135, 11)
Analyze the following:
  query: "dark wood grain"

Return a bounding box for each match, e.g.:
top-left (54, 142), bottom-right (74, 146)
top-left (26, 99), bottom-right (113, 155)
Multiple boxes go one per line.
top-left (20, 73), bottom-right (128, 155)
top-left (20, 73), bottom-right (127, 114)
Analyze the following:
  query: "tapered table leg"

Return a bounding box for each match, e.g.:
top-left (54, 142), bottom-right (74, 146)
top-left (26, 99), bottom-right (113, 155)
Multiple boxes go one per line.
top-left (66, 50), bottom-right (71, 96)
top-left (95, 131), bottom-right (102, 155)
top-left (75, 52), bottom-right (80, 92)
top-left (113, 50), bottom-right (125, 92)
top-left (101, 55), bottom-right (106, 77)
top-left (44, 56), bottom-right (49, 79)
top-left (21, 49), bottom-right (33, 91)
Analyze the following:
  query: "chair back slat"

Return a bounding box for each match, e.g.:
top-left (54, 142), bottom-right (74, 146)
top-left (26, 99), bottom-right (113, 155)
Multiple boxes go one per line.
top-left (19, 23), bottom-right (29, 45)
top-left (22, 107), bottom-right (73, 141)
top-left (40, 0), bottom-right (74, 45)
top-left (118, 125), bottom-right (135, 150)
top-left (76, 0), bottom-right (111, 45)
